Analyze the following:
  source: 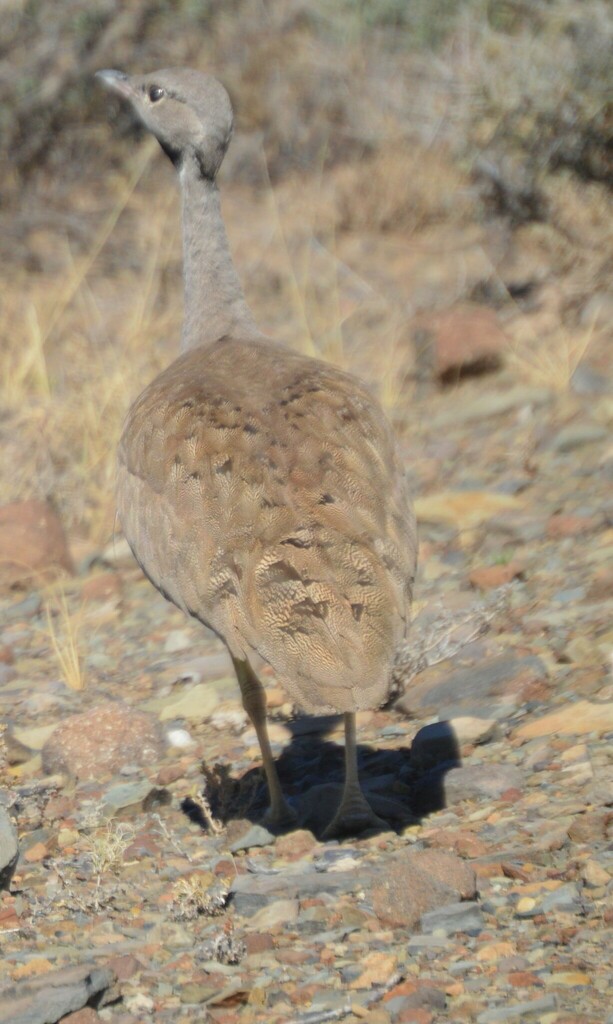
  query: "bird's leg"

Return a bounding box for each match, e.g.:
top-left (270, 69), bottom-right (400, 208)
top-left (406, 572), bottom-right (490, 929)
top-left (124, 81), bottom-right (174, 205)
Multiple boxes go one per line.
top-left (232, 655), bottom-right (296, 829)
top-left (323, 712), bottom-right (387, 839)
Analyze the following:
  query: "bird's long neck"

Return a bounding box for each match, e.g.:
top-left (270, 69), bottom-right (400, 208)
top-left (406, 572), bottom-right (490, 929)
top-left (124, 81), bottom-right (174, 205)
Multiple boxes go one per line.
top-left (179, 156), bottom-right (259, 351)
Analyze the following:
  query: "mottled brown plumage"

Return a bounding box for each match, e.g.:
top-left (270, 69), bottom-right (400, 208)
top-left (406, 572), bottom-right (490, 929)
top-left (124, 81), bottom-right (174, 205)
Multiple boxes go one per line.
top-left (97, 67), bottom-right (417, 836)
top-left (118, 336), bottom-right (415, 716)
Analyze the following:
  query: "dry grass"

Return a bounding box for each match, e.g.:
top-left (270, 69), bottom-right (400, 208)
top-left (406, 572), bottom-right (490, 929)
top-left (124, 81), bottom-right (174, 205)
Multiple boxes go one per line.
top-left (84, 820), bottom-right (135, 879)
top-left (506, 322), bottom-right (595, 393)
top-left (44, 588), bottom-right (87, 692)
top-left (0, 148), bottom-right (180, 541)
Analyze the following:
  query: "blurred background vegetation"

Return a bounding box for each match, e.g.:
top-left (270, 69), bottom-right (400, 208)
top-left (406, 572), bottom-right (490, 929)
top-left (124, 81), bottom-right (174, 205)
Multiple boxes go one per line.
top-left (1, 0), bottom-right (611, 544)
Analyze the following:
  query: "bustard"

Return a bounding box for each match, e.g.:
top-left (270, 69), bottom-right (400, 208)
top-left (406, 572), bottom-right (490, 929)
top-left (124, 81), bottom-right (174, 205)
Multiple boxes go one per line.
top-left (96, 68), bottom-right (417, 837)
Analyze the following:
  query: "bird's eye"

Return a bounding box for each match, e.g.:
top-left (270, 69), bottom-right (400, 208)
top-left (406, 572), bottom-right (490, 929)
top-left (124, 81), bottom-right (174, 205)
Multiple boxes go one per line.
top-left (148, 85), bottom-right (165, 103)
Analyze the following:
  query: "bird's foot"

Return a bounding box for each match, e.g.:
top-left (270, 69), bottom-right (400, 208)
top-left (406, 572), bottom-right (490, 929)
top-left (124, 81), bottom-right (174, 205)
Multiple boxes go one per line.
top-left (262, 800), bottom-right (298, 833)
top-left (322, 794), bottom-right (387, 840)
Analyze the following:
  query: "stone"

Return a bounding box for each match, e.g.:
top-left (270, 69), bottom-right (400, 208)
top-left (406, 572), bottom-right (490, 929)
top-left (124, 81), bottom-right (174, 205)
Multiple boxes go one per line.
top-left (582, 859), bottom-right (611, 888)
top-left (413, 304), bottom-right (506, 380)
top-left (430, 387), bottom-right (551, 429)
top-left (476, 994), bottom-right (557, 1022)
top-left (469, 561), bottom-right (524, 590)
top-left (41, 703), bottom-right (165, 780)
top-left (407, 850), bottom-right (477, 900)
top-left (420, 900), bottom-right (485, 935)
top-left (0, 499), bottom-right (74, 588)
top-left (571, 363), bottom-right (612, 394)
top-left (81, 573), bottom-right (122, 603)
top-left (544, 972), bottom-right (592, 987)
top-left (539, 883), bottom-right (582, 914)
top-left (0, 644), bottom-right (14, 664)
top-left (0, 961), bottom-right (115, 1024)
top-left (231, 867), bottom-right (361, 917)
top-left (229, 824), bottom-right (276, 853)
top-left (249, 898), bottom-right (299, 930)
top-left (275, 829), bottom-right (318, 860)
top-left (546, 514), bottom-right (596, 538)
top-left (415, 491), bottom-right (522, 534)
top-left (370, 851), bottom-right (474, 930)
top-left (101, 780), bottom-right (158, 815)
top-left (61, 1011), bottom-right (102, 1023)
top-left (0, 806), bottom-right (18, 890)
top-left (551, 422), bottom-right (607, 452)
top-left (349, 951), bottom-right (398, 989)
top-left (515, 701), bottom-right (613, 740)
top-left (156, 682), bottom-right (219, 722)
top-left (399, 654), bottom-right (546, 719)
top-left (414, 763), bottom-right (523, 812)
top-left (476, 942), bottom-right (516, 962)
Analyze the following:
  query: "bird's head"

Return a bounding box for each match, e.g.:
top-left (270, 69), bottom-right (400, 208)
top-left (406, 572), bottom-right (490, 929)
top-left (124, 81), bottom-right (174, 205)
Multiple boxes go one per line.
top-left (96, 68), bottom-right (233, 179)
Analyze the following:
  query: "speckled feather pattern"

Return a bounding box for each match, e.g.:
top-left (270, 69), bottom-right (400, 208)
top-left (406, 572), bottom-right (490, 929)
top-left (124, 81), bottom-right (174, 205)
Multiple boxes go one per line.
top-left (118, 336), bottom-right (417, 715)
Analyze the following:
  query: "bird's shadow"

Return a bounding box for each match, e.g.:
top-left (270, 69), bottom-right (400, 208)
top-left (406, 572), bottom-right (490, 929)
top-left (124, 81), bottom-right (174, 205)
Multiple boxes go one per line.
top-left (182, 716), bottom-right (461, 841)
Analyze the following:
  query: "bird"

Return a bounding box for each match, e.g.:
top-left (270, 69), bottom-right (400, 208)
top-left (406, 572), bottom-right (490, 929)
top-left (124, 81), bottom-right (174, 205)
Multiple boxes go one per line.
top-left (96, 67), bottom-right (417, 838)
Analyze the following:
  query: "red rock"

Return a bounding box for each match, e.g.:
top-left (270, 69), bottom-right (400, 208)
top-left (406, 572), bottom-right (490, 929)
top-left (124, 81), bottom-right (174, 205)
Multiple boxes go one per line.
top-left (41, 703), bottom-right (165, 780)
top-left (244, 932), bottom-right (274, 955)
top-left (0, 499), bottom-right (74, 588)
top-left (371, 850), bottom-right (476, 929)
top-left (453, 835), bottom-right (489, 858)
top-left (469, 560), bottom-right (524, 590)
top-left (413, 303), bottom-right (506, 380)
top-left (24, 842), bottom-right (48, 863)
top-left (275, 829), bottom-right (317, 860)
top-left (408, 850), bottom-right (477, 899)
top-left (546, 514), bottom-right (595, 538)
top-left (397, 1011), bottom-right (434, 1024)
top-left (43, 795), bottom-right (73, 822)
top-left (0, 905), bottom-right (20, 930)
top-left (81, 572), bottom-right (122, 603)
top-left (0, 645), bottom-right (14, 664)
top-left (156, 763), bottom-right (186, 786)
top-left (508, 971), bottom-right (542, 987)
top-left (106, 954), bottom-right (141, 982)
top-left (56, 1010), bottom-right (101, 1023)
top-left (276, 949), bottom-right (312, 965)
top-left (586, 565), bottom-right (613, 600)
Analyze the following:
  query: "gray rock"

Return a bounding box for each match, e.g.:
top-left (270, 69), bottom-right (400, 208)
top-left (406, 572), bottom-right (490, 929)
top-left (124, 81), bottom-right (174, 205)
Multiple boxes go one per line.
top-left (0, 806), bottom-right (18, 890)
top-left (232, 867), bottom-right (360, 902)
top-left (0, 664), bottom-right (17, 686)
top-left (229, 824), bottom-right (276, 852)
top-left (0, 961), bottom-right (115, 1024)
top-left (487, 512), bottom-right (547, 543)
top-left (476, 994), bottom-right (557, 1022)
top-left (101, 780), bottom-right (159, 815)
top-left (387, 985), bottom-right (446, 1012)
top-left (431, 386), bottom-right (551, 428)
top-left (551, 422), bottom-right (607, 452)
top-left (539, 882), bottom-right (583, 914)
top-left (402, 654), bottom-right (546, 719)
top-left (406, 933), bottom-right (451, 951)
top-left (571, 363), bottom-right (612, 395)
top-left (442, 763), bottom-right (524, 804)
top-left (420, 900), bottom-right (485, 935)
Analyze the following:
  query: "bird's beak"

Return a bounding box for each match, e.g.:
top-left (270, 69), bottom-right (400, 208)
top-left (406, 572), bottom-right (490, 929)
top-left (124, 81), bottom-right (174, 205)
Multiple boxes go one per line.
top-left (95, 69), bottom-right (135, 100)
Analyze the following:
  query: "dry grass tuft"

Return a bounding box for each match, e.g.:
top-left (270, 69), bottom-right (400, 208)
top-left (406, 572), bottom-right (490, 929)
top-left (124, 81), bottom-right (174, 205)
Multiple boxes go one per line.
top-left (84, 820), bottom-right (135, 879)
top-left (170, 873), bottom-right (231, 921)
top-left (45, 588), bottom-right (87, 692)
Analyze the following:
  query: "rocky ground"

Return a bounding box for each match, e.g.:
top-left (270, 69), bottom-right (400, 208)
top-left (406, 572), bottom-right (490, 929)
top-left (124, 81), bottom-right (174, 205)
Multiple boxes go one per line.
top-left (1, 330), bottom-right (612, 1023)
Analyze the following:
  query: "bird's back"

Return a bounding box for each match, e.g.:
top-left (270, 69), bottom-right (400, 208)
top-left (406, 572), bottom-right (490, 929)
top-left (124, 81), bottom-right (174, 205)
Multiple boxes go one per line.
top-left (118, 336), bottom-right (416, 714)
